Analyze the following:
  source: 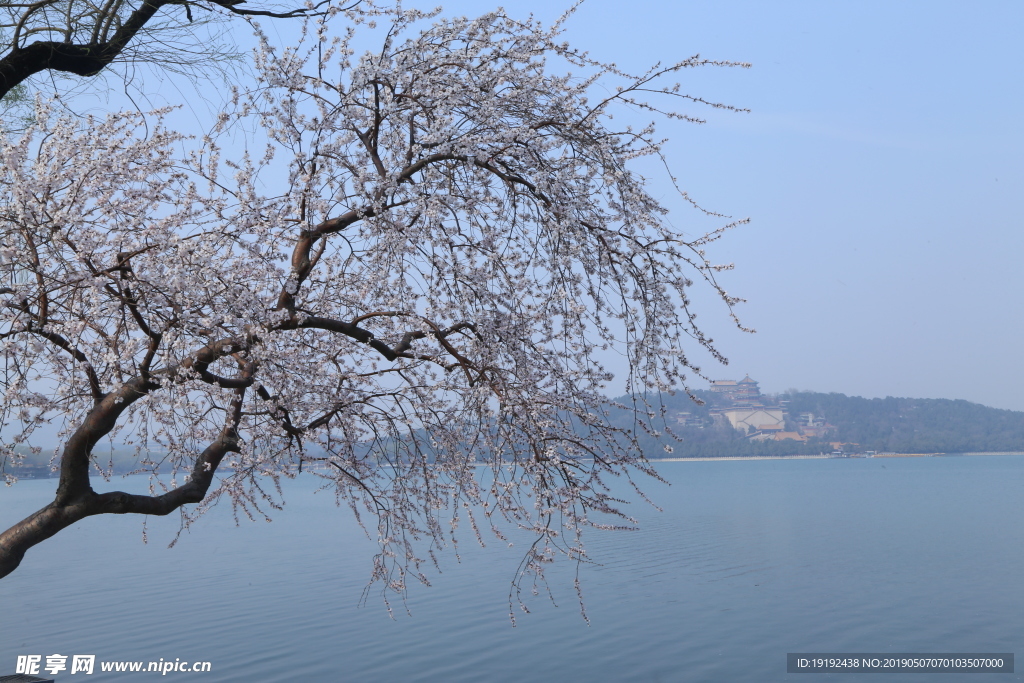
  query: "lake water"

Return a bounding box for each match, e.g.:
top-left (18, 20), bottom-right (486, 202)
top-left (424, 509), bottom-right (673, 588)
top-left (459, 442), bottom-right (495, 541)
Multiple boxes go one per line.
top-left (2, 456), bottom-right (1023, 682)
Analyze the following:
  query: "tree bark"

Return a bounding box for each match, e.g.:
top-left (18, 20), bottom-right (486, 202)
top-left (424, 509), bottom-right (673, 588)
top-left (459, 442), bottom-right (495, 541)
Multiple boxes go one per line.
top-left (0, 432), bottom-right (238, 579)
top-left (0, 348), bottom-right (250, 579)
top-left (0, 0), bottom-right (331, 99)
top-left (0, 0), bottom-right (170, 100)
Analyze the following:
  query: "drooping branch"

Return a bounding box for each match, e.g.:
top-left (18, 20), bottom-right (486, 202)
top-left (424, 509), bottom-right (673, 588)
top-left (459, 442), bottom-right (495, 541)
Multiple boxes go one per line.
top-left (0, 3), bottom-right (748, 605)
top-left (0, 357), bottom-right (253, 579)
top-left (93, 362), bottom-right (252, 514)
top-left (291, 313), bottom-right (477, 370)
top-left (53, 375), bottom-right (158, 505)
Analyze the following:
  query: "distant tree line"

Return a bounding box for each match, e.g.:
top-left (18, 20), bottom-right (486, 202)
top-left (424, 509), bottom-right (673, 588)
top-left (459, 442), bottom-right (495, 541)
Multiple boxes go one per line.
top-left (611, 390), bottom-right (1024, 458)
top-left (13, 391), bottom-right (1021, 478)
top-left (782, 391), bottom-right (1024, 453)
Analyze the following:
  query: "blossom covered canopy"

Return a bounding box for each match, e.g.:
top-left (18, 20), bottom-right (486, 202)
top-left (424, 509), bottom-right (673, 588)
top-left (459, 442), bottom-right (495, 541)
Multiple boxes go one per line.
top-left (0, 2), bottom-right (747, 610)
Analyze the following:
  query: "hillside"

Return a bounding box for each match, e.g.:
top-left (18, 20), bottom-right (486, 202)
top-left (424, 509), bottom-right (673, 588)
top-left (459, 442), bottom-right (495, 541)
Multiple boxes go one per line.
top-left (782, 391), bottom-right (1024, 453)
top-left (613, 387), bottom-right (1024, 457)
top-left (7, 390), bottom-right (1024, 477)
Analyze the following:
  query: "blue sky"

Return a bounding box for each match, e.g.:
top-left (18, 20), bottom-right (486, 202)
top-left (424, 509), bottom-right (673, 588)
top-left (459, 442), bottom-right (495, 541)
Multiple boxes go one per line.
top-left (464, 0), bottom-right (1024, 409)
top-left (52, 0), bottom-right (1024, 410)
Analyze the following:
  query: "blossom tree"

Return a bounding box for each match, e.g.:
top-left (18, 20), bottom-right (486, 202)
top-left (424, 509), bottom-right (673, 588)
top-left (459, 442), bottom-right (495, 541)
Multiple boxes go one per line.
top-left (0, 2), bottom-right (747, 612)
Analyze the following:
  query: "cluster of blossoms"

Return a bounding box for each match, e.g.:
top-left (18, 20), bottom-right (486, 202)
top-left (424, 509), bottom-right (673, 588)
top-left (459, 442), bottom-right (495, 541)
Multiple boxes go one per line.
top-left (0, 1), bottom-right (747, 617)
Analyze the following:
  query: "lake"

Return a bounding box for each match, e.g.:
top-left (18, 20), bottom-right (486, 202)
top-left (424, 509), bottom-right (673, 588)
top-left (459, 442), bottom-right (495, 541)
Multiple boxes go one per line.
top-left (2, 455), bottom-right (1022, 681)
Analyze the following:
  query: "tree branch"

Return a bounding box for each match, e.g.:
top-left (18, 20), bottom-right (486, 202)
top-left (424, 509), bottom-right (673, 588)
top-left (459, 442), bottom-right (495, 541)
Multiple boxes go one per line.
top-left (0, 359), bottom-right (253, 579)
top-left (0, 0), bottom-right (171, 98)
top-left (0, 0), bottom-right (352, 98)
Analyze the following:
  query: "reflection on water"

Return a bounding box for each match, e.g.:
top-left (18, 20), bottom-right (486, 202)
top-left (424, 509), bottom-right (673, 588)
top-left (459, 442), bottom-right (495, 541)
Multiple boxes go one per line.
top-left (2, 456), bottom-right (1023, 682)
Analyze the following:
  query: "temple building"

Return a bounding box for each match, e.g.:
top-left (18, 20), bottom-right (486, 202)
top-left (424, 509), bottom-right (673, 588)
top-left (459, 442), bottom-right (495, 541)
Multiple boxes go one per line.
top-left (722, 407), bottom-right (785, 433)
top-left (701, 375), bottom-right (836, 441)
top-left (710, 375), bottom-right (785, 434)
top-left (710, 375), bottom-right (762, 406)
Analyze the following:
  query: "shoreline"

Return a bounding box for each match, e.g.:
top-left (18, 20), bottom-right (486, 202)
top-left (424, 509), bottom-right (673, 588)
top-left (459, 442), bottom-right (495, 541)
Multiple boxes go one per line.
top-left (654, 452), bottom-right (1024, 462)
top-left (12, 452), bottom-right (1024, 480)
top-left (656, 455), bottom-right (833, 462)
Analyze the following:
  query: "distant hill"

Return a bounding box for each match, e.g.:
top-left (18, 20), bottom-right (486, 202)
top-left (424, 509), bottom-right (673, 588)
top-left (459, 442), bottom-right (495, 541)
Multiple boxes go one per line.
top-left (613, 389), bottom-right (1024, 457)
top-left (7, 391), bottom-right (1024, 476)
top-left (782, 391), bottom-right (1024, 454)
top-left (5, 445), bottom-right (151, 479)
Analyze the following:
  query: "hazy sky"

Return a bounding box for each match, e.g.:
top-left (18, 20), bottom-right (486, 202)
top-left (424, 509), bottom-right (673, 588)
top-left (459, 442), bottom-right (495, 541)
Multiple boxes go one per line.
top-left (45, 0), bottom-right (1024, 411)
top-left (425, 0), bottom-right (1023, 410)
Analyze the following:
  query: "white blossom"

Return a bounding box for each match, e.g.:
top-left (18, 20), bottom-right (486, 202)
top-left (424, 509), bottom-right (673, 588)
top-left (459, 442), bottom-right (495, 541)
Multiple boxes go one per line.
top-left (0, 2), bottom-right (748, 613)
